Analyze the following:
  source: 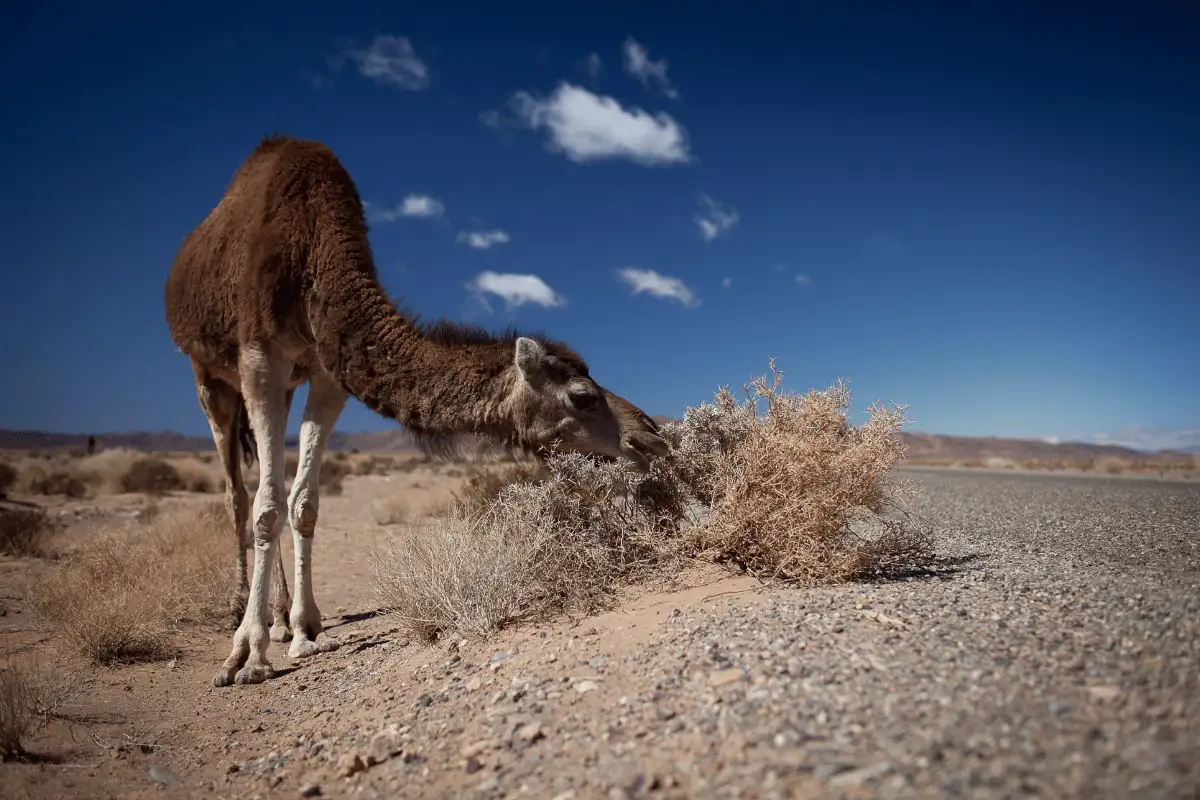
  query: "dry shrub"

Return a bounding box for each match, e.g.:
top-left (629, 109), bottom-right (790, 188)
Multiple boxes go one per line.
top-left (372, 453), bottom-right (683, 642)
top-left (0, 505), bottom-right (56, 558)
top-left (119, 457), bottom-right (184, 495)
top-left (0, 463), bottom-right (17, 498)
top-left (27, 471), bottom-right (87, 498)
top-left (372, 359), bottom-right (933, 641)
top-left (30, 504), bottom-right (232, 664)
top-left (0, 649), bottom-right (72, 760)
top-left (682, 364), bottom-right (932, 584)
top-left (447, 461), bottom-right (549, 517)
top-left (319, 459), bottom-right (352, 495)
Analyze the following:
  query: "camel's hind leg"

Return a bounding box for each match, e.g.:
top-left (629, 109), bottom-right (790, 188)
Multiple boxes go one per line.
top-left (190, 362), bottom-right (250, 628)
top-left (285, 371), bottom-right (347, 659)
top-left (267, 388), bottom-right (297, 643)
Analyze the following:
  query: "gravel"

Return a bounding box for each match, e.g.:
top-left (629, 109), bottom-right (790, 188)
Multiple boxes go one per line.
top-left (230, 468), bottom-right (1200, 799)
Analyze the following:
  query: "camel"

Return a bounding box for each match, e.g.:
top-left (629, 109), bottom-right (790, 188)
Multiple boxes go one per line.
top-left (163, 134), bottom-right (669, 687)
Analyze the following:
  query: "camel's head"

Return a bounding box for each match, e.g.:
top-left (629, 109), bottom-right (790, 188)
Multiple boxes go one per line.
top-left (511, 337), bottom-right (669, 471)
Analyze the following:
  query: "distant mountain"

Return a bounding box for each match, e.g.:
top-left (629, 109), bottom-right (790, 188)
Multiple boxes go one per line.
top-left (0, 428), bottom-right (420, 453)
top-left (0, 426), bottom-right (1191, 462)
top-left (896, 432), bottom-right (1194, 463)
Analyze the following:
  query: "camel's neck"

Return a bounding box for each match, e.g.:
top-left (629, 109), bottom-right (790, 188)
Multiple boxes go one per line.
top-left (306, 257), bottom-right (517, 440)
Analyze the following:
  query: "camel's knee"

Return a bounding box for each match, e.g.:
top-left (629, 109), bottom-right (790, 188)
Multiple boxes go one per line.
top-left (252, 498), bottom-right (284, 542)
top-left (289, 491), bottom-right (319, 537)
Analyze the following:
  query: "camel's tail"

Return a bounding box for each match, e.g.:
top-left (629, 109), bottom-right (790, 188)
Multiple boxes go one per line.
top-left (235, 394), bottom-right (258, 467)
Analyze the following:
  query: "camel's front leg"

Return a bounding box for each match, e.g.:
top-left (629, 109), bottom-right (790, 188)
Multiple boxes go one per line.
top-left (213, 346), bottom-right (291, 687)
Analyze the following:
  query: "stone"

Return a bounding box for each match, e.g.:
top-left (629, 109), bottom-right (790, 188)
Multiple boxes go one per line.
top-left (366, 728), bottom-right (402, 766)
top-left (574, 680), bottom-right (599, 694)
top-left (336, 753), bottom-right (365, 777)
top-left (517, 722), bottom-right (545, 743)
top-left (707, 668), bottom-right (743, 687)
top-left (149, 766), bottom-right (178, 785)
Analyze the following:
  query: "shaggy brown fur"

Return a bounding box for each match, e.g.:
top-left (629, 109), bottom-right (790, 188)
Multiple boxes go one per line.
top-left (162, 134), bottom-right (668, 677)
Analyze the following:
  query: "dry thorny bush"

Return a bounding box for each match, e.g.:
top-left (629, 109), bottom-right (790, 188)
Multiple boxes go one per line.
top-left (372, 360), bottom-right (934, 642)
top-left (29, 503), bottom-right (233, 665)
top-left (0, 645), bottom-right (74, 760)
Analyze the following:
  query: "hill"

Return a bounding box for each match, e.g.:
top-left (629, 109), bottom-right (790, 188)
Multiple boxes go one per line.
top-left (0, 426), bottom-right (1191, 463)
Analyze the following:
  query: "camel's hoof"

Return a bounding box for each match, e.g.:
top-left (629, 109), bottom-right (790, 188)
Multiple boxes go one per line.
top-left (288, 633), bottom-right (340, 659)
top-left (213, 668), bottom-right (238, 688)
top-left (233, 663), bottom-right (275, 685)
top-left (269, 623), bottom-right (293, 643)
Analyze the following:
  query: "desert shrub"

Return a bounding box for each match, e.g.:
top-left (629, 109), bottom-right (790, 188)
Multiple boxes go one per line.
top-left (372, 453), bottom-right (682, 642)
top-left (373, 359), bottom-right (933, 641)
top-left (173, 458), bottom-right (218, 493)
top-left (681, 365), bottom-right (932, 584)
top-left (0, 463), bottom-right (17, 498)
top-left (0, 506), bottom-right (55, 557)
top-left (119, 458), bottom-right (184, 495)
top-left (27, 471), bottom-right (87, 499)
top-left (29, 504), bottom-right (232, 664)
top-left (319, 459), bottom-right (352, 495)
top-left (0, 651), bottom-right (71, 760)
top-left (356, 455), bottom-right (399, 476)
top-left (447, 461), bottom-right (549, 517)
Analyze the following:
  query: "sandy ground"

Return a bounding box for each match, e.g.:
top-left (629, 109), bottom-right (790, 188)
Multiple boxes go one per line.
top-left (2, 464), bottom-right (1198, 799)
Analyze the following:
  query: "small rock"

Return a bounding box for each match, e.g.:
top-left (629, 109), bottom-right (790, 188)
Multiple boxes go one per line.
top-left (149, 766), bottom-right (178, 785)
top-left (225, 763), bottom-right (240, 774)
top-left (366, 728), bottom-right (402, 766)
top-left (461, 740), bottom-right (489, 759)
top-left (299, 783), bottom-right (322, 797)
top-left (1087, 685), bottom-right (1122, 701)
top-left (491, 651), bottom-right (512, 663)
top-left (465, 676), bottom-right (483, 692)
top-left (708, 668), bottom-right (743, 687)
top-left (516, 722), bottom-right (544, 743)
top-left (465, 756), bottom-right (484, 774)
top-left (336, 753), bottom-right (365, 777)
top-left (574, 680), bottom-right (599, 694)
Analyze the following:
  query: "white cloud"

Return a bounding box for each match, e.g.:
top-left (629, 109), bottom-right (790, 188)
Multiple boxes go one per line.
top-left (616, 268), bottom-right (698, 307)
top-left (794, 273), bottom-right (812, 286)
top-left (456, 229), bottom-right (511, 250)
top-left (1085, 426), bottom-right (1200, 453)
top-left (366, 194), bottom-right (445, 222)
top-left (467, 271), bottom-right (565, 309)
top-left (585, 52), bottom-right (603, 77)
top-left (721, 277), bottom-right (733, 289)
top-left (695, 195), bottom-right (739, 242)
top-left (347, 35), bottom-right (429, 90)
top-left (510, 82), bottom-right (691, 166)
top-left (622, 37), bottom-right (678, 98)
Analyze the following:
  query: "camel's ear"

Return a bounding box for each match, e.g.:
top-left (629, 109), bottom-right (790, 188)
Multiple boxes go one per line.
top-left (514, 337), bottom-right (546, 377)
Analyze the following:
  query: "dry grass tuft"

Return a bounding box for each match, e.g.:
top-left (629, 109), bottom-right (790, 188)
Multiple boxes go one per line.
top-left (30, 504), bottom-right (232, 664)
top-left (372, 359), bottom-right (933, 641)
top-left (0, 462), bottom-right (17, 498)
top-left (0, 505), bottom-right (56, 558)
top-left (119, 457), bottom-right (185, 495)
top-left (680, 364), bottom-right (933, 584)
top-left (0, 649), bottom-right (72, 760)
top-left (372, 453), bottom-right (687, 642)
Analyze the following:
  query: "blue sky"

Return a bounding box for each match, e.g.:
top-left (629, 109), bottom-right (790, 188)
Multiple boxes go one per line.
top-left (2, 1), bottom-right (1198, 451)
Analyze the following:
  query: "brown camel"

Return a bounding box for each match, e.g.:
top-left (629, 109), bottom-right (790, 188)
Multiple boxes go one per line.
top-left (163, 134), bottom-right (669, 687)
